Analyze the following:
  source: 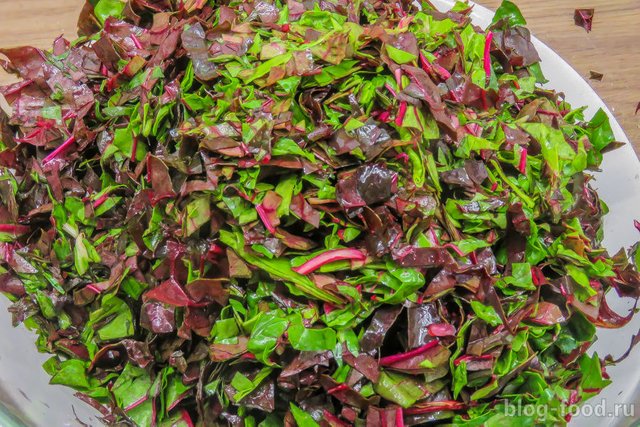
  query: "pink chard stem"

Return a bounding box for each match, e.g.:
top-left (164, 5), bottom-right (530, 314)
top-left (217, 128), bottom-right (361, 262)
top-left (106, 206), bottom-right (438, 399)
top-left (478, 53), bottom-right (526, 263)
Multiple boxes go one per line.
top-left (293, 248), bottom-right (367, 275)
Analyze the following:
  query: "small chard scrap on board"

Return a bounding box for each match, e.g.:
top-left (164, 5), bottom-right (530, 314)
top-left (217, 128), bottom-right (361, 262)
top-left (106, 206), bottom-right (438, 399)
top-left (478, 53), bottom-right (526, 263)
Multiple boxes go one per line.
top-left (0, 0), bottom-right (638, 426)
top-left (574, 8), bottom-right (595, 33)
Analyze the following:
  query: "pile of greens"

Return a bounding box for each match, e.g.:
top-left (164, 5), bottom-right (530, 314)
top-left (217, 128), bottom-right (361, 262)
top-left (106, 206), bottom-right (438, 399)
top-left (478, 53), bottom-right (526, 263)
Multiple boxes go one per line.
top-left (0, 0), bottom-right (639, 425)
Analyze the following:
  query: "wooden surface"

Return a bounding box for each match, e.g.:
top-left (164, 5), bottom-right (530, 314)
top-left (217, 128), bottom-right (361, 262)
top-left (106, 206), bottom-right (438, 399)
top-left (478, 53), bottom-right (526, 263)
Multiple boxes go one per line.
top-left (0, 0), bottom-right (638, 154)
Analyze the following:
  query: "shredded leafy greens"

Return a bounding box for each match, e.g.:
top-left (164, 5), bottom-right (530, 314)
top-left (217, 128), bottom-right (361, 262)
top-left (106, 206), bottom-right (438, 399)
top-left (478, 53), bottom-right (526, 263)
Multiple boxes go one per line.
top-left (0, 0), bottom-right (638, 426)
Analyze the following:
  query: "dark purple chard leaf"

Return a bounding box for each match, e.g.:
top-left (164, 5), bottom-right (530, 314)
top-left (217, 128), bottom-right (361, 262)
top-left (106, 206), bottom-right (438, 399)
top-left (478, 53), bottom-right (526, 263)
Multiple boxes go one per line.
top-left (574, 8), bottom-right (595, 32)
top-left (143, 279), bottom-right (193, 307)
top-left (279, 351), bottom-right (331, 383)
top-left (392, 246), bottom-right (456, 268)
top-left (336, 172), bottom-right (367, 209)
top-left (590, 294), bottom-right (636, 329)
top-left (0, 47), bottom-right (46, 81)
top-left (407, 303), bottom-right (440, 348)
top-left (364, 206), bottom-right (403, 257)
top-left (342, 351), bottom-right (380, 382)
top-left (276, 227), bottom-right (317, 250)
top-left (366, 406), bottom-right (399, 426)
top-left (606, 327), bottom-right (640, 364)
top-left (319, 375), bottom-right (372, 409)
top-left (355, 164), bottom-right (396, 205)
top-left (353, 120), bottom-right (393, 160)
top-left (492, 26), bottom-right (540, 68)
top-left (140, 302), bottom-right (175, 334)
top-left (0, 0), bottom-right (637, 425)
top-left (89, 339), bottom-right (153, 370)
top-left (120, 340), bottom-right (154, 368)
top-left (361, 306), bottom-right (403, 353)
top-left (527, 302), bottom-right (566, 325)
top-left (238, 379), bottom-right (275, 413)
top-left (0, 273), bottom-right (26, 297)
top-left (289, 194), bottom-right (321, 228)
top-left (400, 65), bottom-right (459, 138)
top-left (147, 156), bottom-right (175, 202)
top-left (185, 278), bottom-right (229, 305)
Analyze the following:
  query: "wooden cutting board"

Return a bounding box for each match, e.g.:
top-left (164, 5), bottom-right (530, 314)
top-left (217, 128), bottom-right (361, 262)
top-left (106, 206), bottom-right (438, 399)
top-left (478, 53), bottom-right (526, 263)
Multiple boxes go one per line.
top-left (0, 0), bottom-right (638, 154)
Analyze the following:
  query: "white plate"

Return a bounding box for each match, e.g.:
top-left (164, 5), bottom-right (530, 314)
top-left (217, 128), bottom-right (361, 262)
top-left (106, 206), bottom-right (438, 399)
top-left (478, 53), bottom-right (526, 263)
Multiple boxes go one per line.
top-left (1, 1), bottom-right (639, 426)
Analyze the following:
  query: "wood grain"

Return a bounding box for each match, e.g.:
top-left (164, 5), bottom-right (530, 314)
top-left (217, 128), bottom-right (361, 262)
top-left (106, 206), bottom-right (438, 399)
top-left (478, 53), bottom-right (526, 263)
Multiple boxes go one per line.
top-left (0, 0), bottom-right (638, 154)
